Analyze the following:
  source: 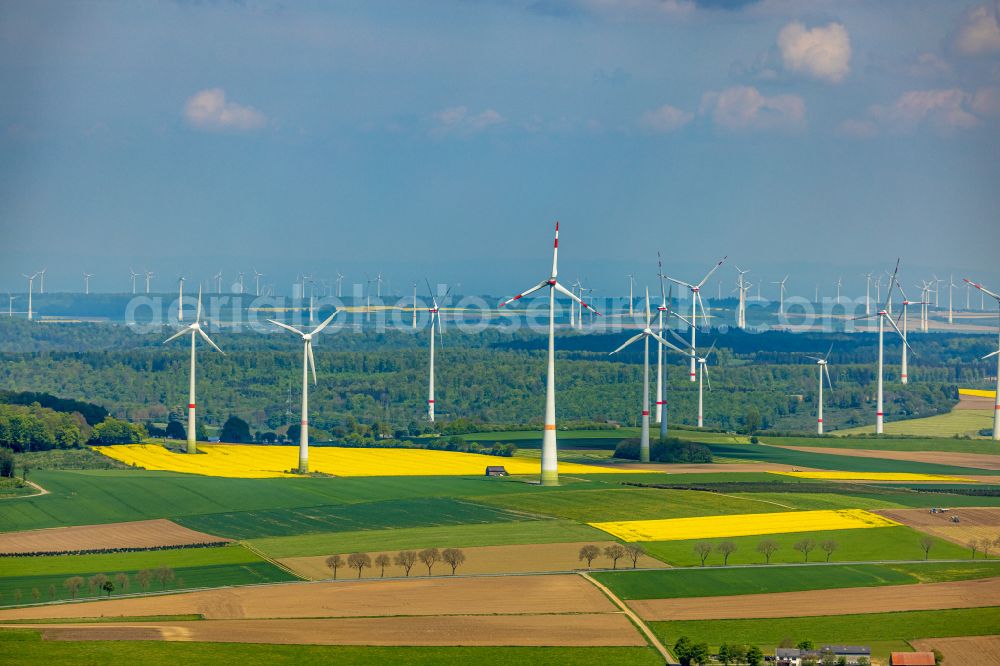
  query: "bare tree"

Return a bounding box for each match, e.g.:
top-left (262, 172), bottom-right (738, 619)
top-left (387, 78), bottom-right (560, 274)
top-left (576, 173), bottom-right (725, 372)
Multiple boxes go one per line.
top-left (47, 584), bottom-right (56, 600)
top-left (374, 553), bottom-right (391, 577)
top-left (418, 547), bottom-right (442, 575)
top-left (757, 539), bottom-right (779, 564)
top-left (820, 539), bottom-right (838, 563)
top-left (442, 548), bottom-right (467, 575)
top-left (920, 536), bottom-right (934, 560)
top-left (604, 544), bottom-right (627, 569)
top-left (624, 544), bottom-right (645, 568)
top-left (716, 541), bottom-right (737, 566)
top-left (136, 569), bottom-right (152, 591)
top-left (694, 542), bottom-right (713, 566)
top-left (981, 538), bottom-right (993, 560)
top-left (154, 567), bottom-right (175, 589)
top-left (64, 576), bottom-right (84, 599)
top-left (325, 554), bottom-right (344, 579)
top-left (970, 539), bottom-right (980, 559)
top-left (115, 573), bottom-right (130, 593)
top-left (13, 589), bottom-right (22, 604)
top-left (578, 544), bottom-right (601, 568)
top-left (394, 550), bottom-right (417, 577)
top-left (347, 552), bottom-right (372, 578)
top-left (88, 574), bottom-right (108, 595)
top-left (31, 588), bottom-right (40, 601)
top-left (794, 539), bottom-right (816, 562)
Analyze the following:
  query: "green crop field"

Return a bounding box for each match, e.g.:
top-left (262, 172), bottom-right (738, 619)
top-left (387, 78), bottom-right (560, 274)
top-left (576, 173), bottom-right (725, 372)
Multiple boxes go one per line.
top-left (837, 409), bottom-right (993, 438)
top-left (639, 526), bottom-right (970, 567)
top-left (175, 497), bottom-right (537, 539)
top-left (593, 560), bottom-right (1000, 600)
top-left (250, 519), bottom-right (609, 559)
top-left (471, 487), bottom-right (793, 523)
top-left (0, 545), bottom-right (297, 607)
top-left (762, 434), bottom-right (1000, 454)
top-left (651, 606), bottom-right (1000, 659)
top-left (0, 631), bottom-right (663, 666)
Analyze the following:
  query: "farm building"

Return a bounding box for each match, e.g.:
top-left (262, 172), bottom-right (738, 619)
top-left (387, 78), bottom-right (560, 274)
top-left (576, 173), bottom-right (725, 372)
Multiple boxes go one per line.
top-left (776, 645), bottom-right (871, 666)
top-left (889, 653), bottom-right (936, 666)
top-left (485, 466), bottom-right (508, 477)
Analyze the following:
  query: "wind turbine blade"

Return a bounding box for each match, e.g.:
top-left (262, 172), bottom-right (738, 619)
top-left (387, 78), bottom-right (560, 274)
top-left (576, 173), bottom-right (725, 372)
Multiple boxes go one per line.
top-left (824, 364), bottom-right (833, 389)
top-left (881, 258), bottom-right (900, 310)
top-left (197, 327), bottom-right (224, 355)
top-left (964, 278), bottom-right (1000, 303)
top-left (895, 281), bottom-right (909, 302)
top-left (650, 331), bottom-right (688, 355)
top-left (696, 291), bottom-right (707, 325)
top-left (696, 256), bottom-right (728, 288)
top-left (657, 252), bottom-right (667, 306)
top-left (499, 280), bottom-right (547, 307)
top-left (554, 281), bottom-right (601, 315)
top-left (163, 327), bottom-right (191, 344)
top-left (610, 332), bottom-right (645, 355)
top-left (667, 327), bottom-right (692, 349)
top-left (803, 355), bottom-right (824, 362)
top-left (645, 287), bottom-right (652, 328)
top-left (704, 364), bottom-right (712, 391)
top-left (664, 276), bottom-right (695, 290)
top-left (196, 286), bottom-right (203, 322)
top-left (824, 343), bottom-right (834, 361)
top-left (438, 314), bottom-right (445, 349)
top-left (981, 349), bottom-right (999, 360)
top-left (884, 314), bottom-right (914, 353)
top-left (310, 310), bottom-right (339, 336)
top-left (267, 319), bottom-right (305, 337)
top-left (308, 341), bottom-right (317, 384)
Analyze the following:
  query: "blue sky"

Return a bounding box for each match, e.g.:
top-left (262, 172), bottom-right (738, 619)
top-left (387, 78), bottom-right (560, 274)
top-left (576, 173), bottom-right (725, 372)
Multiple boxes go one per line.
top-left (1, 0), bottom-right (998, 297)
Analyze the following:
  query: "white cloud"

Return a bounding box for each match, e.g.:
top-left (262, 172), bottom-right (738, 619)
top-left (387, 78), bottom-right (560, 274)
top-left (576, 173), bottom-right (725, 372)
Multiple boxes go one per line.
top-left (639, 104), bottom-right (694, 133)
top-left (777, 21), bottom-right (851, 83)
top-left (972, 86), bottom-right (1000, 116)
top-left (431, 106), bottom-right (505, 135)
top-left (870, 89), bottom-right (979, 133)
top-left (700, 86), bottom-right (805, 131)
top-left (953, 3), bottom-right (1000, 56)
top-left (184, 88), bottom-right (266, 132)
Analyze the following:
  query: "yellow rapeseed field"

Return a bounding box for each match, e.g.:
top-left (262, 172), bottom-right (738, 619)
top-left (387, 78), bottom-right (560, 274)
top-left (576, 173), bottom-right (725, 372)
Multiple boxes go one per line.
top-left (773, 471), bottom-right (972, 482)
top-left (590, 509), bottom-right (900, 542)
top-left (93, 444), bottom-right (641, 478)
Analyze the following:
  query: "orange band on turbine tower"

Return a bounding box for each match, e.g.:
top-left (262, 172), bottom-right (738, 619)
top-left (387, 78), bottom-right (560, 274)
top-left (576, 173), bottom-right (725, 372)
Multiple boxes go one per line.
top-left (544, 424), bottom-right (557, 431)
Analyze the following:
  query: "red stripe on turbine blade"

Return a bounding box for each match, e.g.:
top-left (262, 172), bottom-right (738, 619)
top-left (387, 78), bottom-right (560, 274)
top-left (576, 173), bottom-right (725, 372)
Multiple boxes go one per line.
top-left (514, 294), bottom-right (523, 300)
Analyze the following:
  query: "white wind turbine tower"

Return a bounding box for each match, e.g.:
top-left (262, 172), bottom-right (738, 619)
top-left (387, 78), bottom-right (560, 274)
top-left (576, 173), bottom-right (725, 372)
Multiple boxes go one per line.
top-left (335, 273), bottom-right (344, 298)
top-left (772, 275), bottom-right (789, 317)
top-left (253, 269), bottom-right (264, 297)
top-left (835, 277), bottom-right (843, 304)
top-left (963, 278), bottom-right (1000, 440)
top-left (947, 274), bottom-right (956, 325)
top-left (177, 276), bottom-right (185, 322)
top-left (895, 283), bottom-right (926, 385)
top-left (864, 273), bottom-right (873, 315)
top-left (856, 260), bottom-right (912, 434)
top-left (237, 272), bottom-right (245, 295)
top-left (268, 310), bottom-right (339, 473)
top-left (734, 267), bottom-right (750, 329)
top-left (21, 273), bottom-right (37, 321)
top-left (144, 270), bottom-right (154, 294)
top-left (38, 268), bottom-right (46, 294)
top-left (83, 272), bottom-right (94, 295)
top-left (611, 288), bottom-right (688, 462)
top-left (425, 280), bottom-right (451, 422)
top-left (966, 281), bottom-right (971, 310)
top-left (499, 222), bottom-right (599, 485)
top-left (163, 288), bottom-right (223, 455)
top-left (411, 283), bottom-right (418, 330)
top-left (666, 257), bottom-right (726, 383)
top-left (804, 345), bottom-right (834, 434)
top-left (214, 271), bottom-right (223, 295)
top-left (129, 269), bottom-right (139, 294)
top-left (695, 342), bottom-right (716, 428)
top-left (7, 294), bottom-right (14, 317)
top-left (626, 274), bottom-right (635, 319)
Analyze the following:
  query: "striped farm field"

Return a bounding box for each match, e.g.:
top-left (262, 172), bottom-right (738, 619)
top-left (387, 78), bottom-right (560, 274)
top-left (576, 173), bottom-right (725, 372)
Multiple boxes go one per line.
top-left (773, 471), bottom-right (974, 482)
top-left (93, 444), bottom-right (645, 479)
top-left (590, 509), bottom-right (899, 542)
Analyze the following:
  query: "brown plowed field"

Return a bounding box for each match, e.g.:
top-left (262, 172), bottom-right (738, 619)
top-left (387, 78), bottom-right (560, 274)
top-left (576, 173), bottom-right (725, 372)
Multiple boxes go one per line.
top-left (911, 635), bottom-right (1000, 666)
top-left (279, 541), bottom-right (669, 580)
top-left (0, 574), bottom-right (614, 621)
top-left (775, 445), bottom-right (1000, 471)
top-left (628, 576), bottom-right (1000, 621)
top-left (19, 613), bottom-right (645, 647)
top-left (0, 519), bottom-right (229, 555)
top-left (875, 507), bottom-right (1000, 546)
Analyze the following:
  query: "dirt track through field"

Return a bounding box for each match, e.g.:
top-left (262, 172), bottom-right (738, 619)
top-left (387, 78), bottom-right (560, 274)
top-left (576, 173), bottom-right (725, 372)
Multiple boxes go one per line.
top-left (0, 574), bottom-right (614, 621)
top-left (775, 445), bottom-right (1000, 472)
top-left (628, 576), bottom-right (1000, 621)
top-left (279, 541), bottom-right (669, 580)
top-left (0, 519), bottom-right (229, 555)
top-left (911, 635), bottom-right (1000, 666)
top-left (876, 507), bottom-right (1000, 546)
top-left (18, 613), bottom-right (646, 647)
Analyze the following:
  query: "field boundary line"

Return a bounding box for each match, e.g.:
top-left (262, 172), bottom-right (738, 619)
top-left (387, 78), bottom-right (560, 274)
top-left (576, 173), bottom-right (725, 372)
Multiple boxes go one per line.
top-left (579, 571), bottom-right (673, 665)
top-left (239, 541), bottom-right (302, 579)
top-left (0, 481), bottom-right (49, 501)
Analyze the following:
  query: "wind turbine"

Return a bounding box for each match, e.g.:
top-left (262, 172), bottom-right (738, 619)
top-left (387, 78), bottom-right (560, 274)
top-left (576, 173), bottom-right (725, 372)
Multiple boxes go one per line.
top-left (267, 311), bottom-right (339, 473)
top-left (237, 272), bottom-right (245, 295)
top-left (499, 222), bottom-right (599, 485)
top-left (38, 268), bottom-right (46, 294)
top-left (834, 277), bottom-right (843, 304)
top-left (375, 273), bottom-right (383, 298)
top-left (896, 283), bottom-right (927, 385)
top-left (696, 342), bottom-right (716, 428)
top-left (665, 257), bottom-right (726, 383)
top-left (804, 346), bottom-right (834, 434)
top-left (734, 266), bottom-right (750, 329)
top-left (163, 288), bottom-right (223, 454)
top-left (335, 273), bottom-right (344, 298)
top-left (83, 272), bottom-right (94, 295)
top-left (411, 283), bottom-right (418, 330)
top-left (626, 274), bottom-right (635, 318)
top-left (177, 276), bottom-right (185, 322)
top-left (932, 275), bottom-right (942, 307)
top-left (214, 271), bottom-right (223, 295)
top-left (855, 260), bottom-right (912, 434)
top-left (947, 274), bottom-right (956, 325)
top-left (864, 273), bottom-right (873, 316)
top-left (964, 278), bottom-right (1000, 440)
top-left (21, 273), bottom-right (36, 321)
top-left (772, 275), bottom-right (789, 317)
top-left (425, 280), bottom-right (451, 422)
top-left (610, 288), bottom-right (688, 462)
top-left (144, 270), bottom-right (154, 294)
top-left (7, 294), bottom-right (14, 317)
top-left (253, 269), bottom-right (264, 297)
top-left (129, 268), bottom-right (139, 295)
